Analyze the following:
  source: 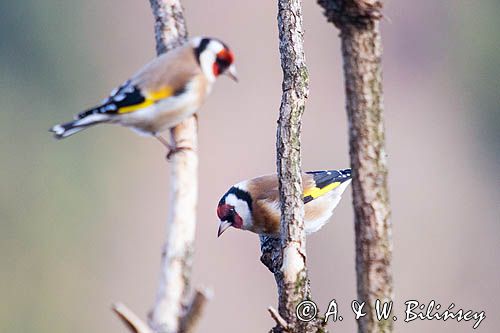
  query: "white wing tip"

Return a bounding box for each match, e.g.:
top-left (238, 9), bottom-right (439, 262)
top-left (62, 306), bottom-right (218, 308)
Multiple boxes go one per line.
top-left (51, 124), bottom-right (65, 136)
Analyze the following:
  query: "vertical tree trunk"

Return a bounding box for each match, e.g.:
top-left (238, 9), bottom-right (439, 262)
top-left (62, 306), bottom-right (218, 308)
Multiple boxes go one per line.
top-left (317, 1), bottom-right (394, 332)
top-left (260, 1), bottom-right (326, 332)
top-left (113, 1), bottom-right (209, 333)
top-left (275, 0), bottom-right (309, 326)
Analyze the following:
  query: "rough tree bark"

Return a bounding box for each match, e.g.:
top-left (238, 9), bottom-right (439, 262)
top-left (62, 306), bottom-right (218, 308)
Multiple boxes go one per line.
top-left (259, 1), bottom-right (326, 332)
top-left (317, 1), bottom-right (394, 332)
top-left (112, 1), bottom-right (209, 333)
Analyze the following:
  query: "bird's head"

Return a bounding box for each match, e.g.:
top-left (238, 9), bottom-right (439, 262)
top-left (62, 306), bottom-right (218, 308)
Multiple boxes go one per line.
top-left (192, 37), bottom-right (238, 83)
top-left (216, 185), bottom-right (253, 237)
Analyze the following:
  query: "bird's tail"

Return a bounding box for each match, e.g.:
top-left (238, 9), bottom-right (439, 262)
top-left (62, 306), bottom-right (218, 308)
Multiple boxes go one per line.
top-left (50, 113), bottom-right (108, 139)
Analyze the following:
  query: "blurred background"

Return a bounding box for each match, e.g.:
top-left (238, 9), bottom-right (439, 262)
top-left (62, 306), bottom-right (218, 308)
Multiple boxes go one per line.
top-left (1, 0), bottom-right (498, 332)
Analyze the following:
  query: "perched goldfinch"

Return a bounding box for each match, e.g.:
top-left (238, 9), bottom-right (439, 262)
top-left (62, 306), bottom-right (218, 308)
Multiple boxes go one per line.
top-left (217, 169), bottom-right (352, 237)
top-left (50, 37), bottom-right (237, 151)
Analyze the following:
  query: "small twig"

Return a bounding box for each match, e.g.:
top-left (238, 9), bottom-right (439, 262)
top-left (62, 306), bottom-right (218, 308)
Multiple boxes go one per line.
top-left (112, 302), bottom-right (153, 333)
top-left (178, 288), bottom-right (212, 333)
top-left (268, 306), bottom-right (290, 331)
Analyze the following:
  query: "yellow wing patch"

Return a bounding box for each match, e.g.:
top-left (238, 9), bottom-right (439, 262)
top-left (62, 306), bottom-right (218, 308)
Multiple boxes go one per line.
top-left (303, 182), bottom-right (341, 201)
top-left (118, 86), bottom-right (174, 114)
top-left (118, 100), bottom-right (154, 114)
top-left (148, 86), bottom-right (174, 100)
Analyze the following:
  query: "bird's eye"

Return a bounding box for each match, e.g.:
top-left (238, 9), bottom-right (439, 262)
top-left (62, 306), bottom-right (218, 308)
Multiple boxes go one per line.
top-left (216, 57), bottom-right (231, 73)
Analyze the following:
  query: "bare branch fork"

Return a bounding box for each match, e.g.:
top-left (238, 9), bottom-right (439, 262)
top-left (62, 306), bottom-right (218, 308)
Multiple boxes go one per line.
top-left (260, 0), bottom-right (326, 332)
top-left (112, 1), bottom-right (210, 333)
top-left (317, 1), bottom-right (394, 332)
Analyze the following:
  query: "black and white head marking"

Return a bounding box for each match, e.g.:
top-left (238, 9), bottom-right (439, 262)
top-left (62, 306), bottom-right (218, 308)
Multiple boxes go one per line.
top-left (219, 184), bottom-right (253, 229)
top-left (191, 37), bottom-right (227, 82)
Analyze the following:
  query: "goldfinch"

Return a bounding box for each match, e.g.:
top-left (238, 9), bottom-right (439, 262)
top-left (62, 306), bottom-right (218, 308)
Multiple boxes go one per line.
top-left (217, 169), bottom-right (352, 237)
top-left (50, 37), bottom-right (237, 151)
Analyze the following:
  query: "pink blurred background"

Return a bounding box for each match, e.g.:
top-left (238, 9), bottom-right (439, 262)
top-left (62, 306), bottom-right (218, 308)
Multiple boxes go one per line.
top-left (1, 0), bottom-right (498, 332)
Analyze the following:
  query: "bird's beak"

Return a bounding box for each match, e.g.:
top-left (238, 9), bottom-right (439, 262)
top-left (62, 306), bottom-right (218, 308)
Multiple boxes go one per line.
top-left (218, 221), bottom-right (232, 237)
top-left (225, 64), bottom-right (238, 82)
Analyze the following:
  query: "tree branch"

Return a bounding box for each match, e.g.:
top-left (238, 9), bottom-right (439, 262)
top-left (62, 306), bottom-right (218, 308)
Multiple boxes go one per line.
top-left (178, 289), bottom-right (212, 333)
top-left (148, 0), bottom-right (188, 53)
top-left (149, 117), bottom-right (199, 333)
top-left (147, 2), bottom-right (202, 332)
top-left (317, 1), bottom-right (394, 332)
top-left (268, 306), bottom-right (290, 331)
top-left (112, 303), bottom-right (153, 333)
top-left (275, 0), bottom-right (309, 327)
top-left (113, 1), bottom-right (208, 332)
top-left (259, 1), bottom-right (326, 332)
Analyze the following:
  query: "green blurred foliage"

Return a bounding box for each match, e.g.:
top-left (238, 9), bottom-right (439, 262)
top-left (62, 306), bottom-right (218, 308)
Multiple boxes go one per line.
top-left (452, 0), bottom-right (500, 164)
top-left (0, 2), bottom-right (110, 332)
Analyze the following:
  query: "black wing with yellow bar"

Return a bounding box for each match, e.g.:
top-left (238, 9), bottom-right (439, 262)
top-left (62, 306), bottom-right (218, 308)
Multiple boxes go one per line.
top-left (303, 169), bottom-right (352, 204)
